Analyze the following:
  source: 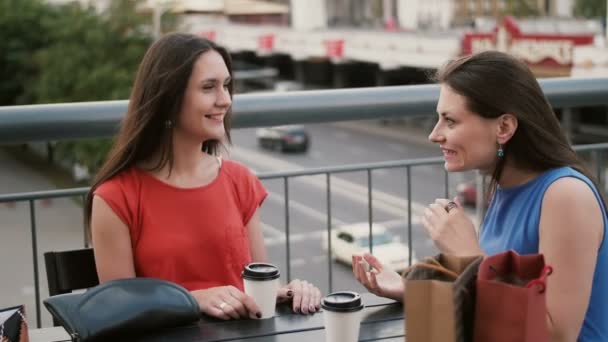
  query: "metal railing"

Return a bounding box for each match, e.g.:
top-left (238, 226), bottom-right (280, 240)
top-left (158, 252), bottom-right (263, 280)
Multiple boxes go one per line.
top-left (0, 156), bottom-right (450, 328)
top-left (1, 144), bottom-right (607, 328)
top-left (0, 79), bottom-right (607, 328)
top-left (0, 77), bottom-right (607, 143)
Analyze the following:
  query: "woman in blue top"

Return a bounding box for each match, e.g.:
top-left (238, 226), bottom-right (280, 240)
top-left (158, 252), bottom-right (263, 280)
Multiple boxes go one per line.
top-left (352, 51), bottom-right (607, 341)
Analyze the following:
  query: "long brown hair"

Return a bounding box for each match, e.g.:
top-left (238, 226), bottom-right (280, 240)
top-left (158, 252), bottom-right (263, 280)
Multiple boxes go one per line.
top-left (435, 51), bottom-right (604, 206)
top-left (84, 33), bottom-right (234, 231)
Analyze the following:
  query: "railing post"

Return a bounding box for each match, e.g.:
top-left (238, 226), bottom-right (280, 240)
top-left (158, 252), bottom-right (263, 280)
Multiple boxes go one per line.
top-left (406, 166), bottom-right (413, 266)
top-left (367, 169), bottom-right (374, 254)
top-left (326, 173), bottom-right (333, 293)
top-left (283, 177), bottom-right (291, 283)
top-left (29, 200), bottom-right (41, 328)
top-left (474, 171), bottom-right (487, 233)
top-left (444, 169), bottom-right (449, 199)
top-left (561, 107), bottom-right (577, 144)
top-left (82, 194), bottom-right (89, 248)
top-left (594, 149), bottom-right (606, 197)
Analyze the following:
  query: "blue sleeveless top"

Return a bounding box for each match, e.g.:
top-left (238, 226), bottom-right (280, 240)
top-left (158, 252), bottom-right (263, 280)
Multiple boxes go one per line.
top-left (480, 167), bottom-right (608, 341)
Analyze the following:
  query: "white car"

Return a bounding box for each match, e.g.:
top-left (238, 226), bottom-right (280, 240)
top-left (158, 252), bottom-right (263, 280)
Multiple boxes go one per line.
top-left (255, 125), bottom-right (309, 153)
top-left (322, 223), bottom-right (415, 273)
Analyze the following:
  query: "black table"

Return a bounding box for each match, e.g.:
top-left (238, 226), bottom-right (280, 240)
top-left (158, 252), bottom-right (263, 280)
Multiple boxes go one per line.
top-left (31, 293), bottom-right (405, 342)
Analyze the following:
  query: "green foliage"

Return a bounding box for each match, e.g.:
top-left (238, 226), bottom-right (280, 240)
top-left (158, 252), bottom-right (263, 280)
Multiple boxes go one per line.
top-left (575, 0), bottom-right (607, 18)
top-left (26, 1), bottom-right (152, 103)
top-left (23, 0), bottom-right (157, 174)
top-left (0, 0), bottom-right (52, 105)
top-left (502, 0), bottom-right (540, 17)
top-left (1, 0), bottom-right (181, 176)
top-left (54, 138), bottom-right (114, 172)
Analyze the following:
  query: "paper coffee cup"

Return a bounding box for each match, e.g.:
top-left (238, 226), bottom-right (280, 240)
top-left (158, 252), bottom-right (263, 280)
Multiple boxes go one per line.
top-left (242, 262), bottom-right (280, 319)
top-left (322, 291), bottom-right (364, 342)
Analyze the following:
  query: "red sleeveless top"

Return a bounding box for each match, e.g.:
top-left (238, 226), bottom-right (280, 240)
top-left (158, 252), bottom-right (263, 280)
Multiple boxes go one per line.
top-left (94, 160), bottom-right (267, 291)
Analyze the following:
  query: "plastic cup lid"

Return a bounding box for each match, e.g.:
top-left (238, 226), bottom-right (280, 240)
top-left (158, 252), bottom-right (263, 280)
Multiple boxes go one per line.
top-left (242, 263), bottom-right (280, 280)
top-left (321, 291), bottom-right (364, 312)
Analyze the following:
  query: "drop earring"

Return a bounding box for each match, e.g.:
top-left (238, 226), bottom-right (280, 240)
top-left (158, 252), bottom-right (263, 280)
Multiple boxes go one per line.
top-left (165, 119), bottom-right (173, 128)
top-left (497, 144), bottom-right (504, 158)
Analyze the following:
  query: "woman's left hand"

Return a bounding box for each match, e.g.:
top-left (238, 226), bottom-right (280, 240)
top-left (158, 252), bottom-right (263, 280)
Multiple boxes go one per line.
top-left (277, 279), bottom-right (322, 314)
top-left (422, 198), bottom-right (484, 256)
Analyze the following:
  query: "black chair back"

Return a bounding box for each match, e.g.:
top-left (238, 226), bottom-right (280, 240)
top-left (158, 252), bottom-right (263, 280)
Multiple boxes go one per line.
top-left (44, 248), bottom-right (100, 325)
top-left (44, 248), bottom-right (99, 296)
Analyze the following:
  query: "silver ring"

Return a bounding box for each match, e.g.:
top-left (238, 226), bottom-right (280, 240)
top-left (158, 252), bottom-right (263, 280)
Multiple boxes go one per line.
top-left (219, 302), bottom-right (228, 310)
top-left (444, 201), bottom-right (457, 213)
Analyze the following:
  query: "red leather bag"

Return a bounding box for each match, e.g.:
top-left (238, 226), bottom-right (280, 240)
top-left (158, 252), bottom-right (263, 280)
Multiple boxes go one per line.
top-left (474, 250), bottom-right (553, 342)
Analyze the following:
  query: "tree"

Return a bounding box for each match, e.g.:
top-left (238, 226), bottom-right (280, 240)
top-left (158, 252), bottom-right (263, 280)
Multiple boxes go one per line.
top-left (0, 0), bottom-right (52, 105)
top-left (23, 0), bottom-right (158, 174)
top-left (502, 0), bottom-right (541, 17)
top-left (26, 1), bottom-right (151, 103)
top-left (575, 0), bottom-right (606, 18)
top-left (2, 0), bottom-right (180, 176)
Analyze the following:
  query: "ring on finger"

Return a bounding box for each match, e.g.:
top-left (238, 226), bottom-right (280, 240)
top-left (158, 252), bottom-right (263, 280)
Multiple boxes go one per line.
top-left (444, 201), bottom-right (457, 213)
top-left (219, 302), bottom-right (228, 310)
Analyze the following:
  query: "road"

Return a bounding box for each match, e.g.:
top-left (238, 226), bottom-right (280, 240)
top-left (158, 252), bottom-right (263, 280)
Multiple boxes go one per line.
top-left (0, 122), bottom-right (476, 326)
top-left (229, 123), bottom-right (475, 295)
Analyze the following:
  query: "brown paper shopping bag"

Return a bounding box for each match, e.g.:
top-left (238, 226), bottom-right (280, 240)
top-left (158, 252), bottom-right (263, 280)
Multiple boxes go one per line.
top-left (404, 254), bottom-right (483, 342)
top-left (473, 250), bottom-right (553, 342)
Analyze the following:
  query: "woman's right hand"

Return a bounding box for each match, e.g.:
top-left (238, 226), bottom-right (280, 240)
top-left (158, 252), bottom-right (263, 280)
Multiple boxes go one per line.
top-left (352, 253), bottom-right (405, 302)
top-left (191, 286), bottom-right (261, 320)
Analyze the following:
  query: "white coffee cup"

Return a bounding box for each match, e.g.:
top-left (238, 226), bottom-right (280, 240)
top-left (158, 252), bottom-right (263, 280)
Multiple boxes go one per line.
top-left (322, 291), bottom-right (365, 342)
top-left (242, 262), bottom-right (280, 319)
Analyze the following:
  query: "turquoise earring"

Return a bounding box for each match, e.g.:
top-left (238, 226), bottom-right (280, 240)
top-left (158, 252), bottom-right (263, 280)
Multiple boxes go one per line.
top-left (497, 144), bottom-right (504, 158)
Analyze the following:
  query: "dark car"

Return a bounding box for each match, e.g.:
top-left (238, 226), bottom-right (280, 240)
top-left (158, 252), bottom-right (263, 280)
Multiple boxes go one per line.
top-left (256, 125), bottom-right (309, 153)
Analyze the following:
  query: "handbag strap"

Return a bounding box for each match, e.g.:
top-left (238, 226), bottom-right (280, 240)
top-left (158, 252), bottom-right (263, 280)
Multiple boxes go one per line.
top-left (525, 265), bottom-right (553, 293)
top-left (410, 260), bottom-right (459, 279)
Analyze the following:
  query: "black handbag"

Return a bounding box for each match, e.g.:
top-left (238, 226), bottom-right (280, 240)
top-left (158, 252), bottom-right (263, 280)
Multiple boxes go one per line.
top-left (43, 278), bottom-right (200, 342)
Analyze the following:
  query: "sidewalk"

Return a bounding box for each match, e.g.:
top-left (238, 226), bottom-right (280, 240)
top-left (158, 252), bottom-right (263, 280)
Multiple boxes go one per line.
top-left (0, 148), bottom-right (85, 327)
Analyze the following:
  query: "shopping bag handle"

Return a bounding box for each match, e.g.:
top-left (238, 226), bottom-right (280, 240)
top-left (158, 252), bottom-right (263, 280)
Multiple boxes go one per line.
top-left (410, 259), bottom-right (459, 279)
top-left (525, 265), bottom-right (553, 293)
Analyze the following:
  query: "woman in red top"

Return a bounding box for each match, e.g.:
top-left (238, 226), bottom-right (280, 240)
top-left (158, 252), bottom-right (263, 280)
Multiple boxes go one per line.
top-left (85, 33), bottom-right (321, 320)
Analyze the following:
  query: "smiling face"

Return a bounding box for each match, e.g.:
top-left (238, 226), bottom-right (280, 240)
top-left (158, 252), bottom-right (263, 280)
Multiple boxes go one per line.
top-left (176, 49), bottom-right (232, 141)
top-left (428, 84), bottom-right (500, 173)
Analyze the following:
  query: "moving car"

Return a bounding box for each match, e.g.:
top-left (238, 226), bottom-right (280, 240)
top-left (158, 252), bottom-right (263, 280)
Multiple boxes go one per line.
top-left (321, 223), bottom-right (415, 273)
top-left (256, 125), bottom-right (309, 153)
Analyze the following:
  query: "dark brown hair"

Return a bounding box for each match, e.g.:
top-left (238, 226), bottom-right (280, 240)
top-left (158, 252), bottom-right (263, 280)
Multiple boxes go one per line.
top-left (435, 50), bottom-right (604, 205)
top-left (84, 33), bottom-right (234, 232)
